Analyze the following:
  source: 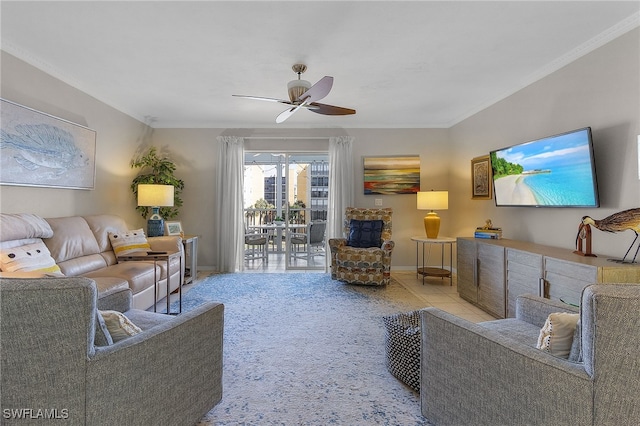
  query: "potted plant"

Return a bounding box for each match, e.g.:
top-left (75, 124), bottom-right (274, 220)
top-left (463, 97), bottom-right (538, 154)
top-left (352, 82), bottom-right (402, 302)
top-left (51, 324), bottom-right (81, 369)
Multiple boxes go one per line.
top-left (274, 216), bottom-right (285, 225)
top-left (130, 147), bottom-right (185, 220)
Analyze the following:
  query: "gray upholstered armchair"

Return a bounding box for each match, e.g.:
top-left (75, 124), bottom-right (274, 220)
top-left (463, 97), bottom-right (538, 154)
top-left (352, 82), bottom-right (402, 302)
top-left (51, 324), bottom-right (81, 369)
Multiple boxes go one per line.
top-left (1, 277), bottom-right (224, 425)
top-left (420, 284), bottom-right (640, 425)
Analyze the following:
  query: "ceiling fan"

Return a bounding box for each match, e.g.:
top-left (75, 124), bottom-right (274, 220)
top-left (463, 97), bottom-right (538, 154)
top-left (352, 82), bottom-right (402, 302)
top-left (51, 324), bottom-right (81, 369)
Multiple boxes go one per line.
top-left (233, 64), bottom-right (356, 123)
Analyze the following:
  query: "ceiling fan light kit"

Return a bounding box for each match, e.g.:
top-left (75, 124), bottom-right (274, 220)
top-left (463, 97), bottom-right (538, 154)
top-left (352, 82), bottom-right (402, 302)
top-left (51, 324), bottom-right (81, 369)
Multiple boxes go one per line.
top-left (233, 63), bottom-right (356, 123)
top-left (287, 64), bottom-right (311, 101)
top-left (287, 79), bottom-right (311, 102)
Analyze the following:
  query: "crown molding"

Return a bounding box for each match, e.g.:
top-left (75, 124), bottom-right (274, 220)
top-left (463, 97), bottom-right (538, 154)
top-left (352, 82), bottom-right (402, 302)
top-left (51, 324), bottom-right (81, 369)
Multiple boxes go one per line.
top-left (449, 11), bottom-right (640, 128)
top-left (1, 40), bottom-right (147, 125)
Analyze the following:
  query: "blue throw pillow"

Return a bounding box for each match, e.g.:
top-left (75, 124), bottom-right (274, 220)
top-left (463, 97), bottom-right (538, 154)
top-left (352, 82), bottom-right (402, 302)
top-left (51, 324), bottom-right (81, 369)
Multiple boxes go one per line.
top-left (347, 219), bottom-right (384, 248)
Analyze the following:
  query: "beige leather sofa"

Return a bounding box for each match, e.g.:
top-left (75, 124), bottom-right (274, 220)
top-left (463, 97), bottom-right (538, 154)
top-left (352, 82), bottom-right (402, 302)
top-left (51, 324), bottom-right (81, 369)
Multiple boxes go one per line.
top-left (0, 213), bottom-right (183, 310)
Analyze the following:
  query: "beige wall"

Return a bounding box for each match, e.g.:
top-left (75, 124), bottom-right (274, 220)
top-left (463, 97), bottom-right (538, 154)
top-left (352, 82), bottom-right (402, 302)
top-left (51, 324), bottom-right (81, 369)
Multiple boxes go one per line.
top-left (347, 128), bottom-right (451, 269)
top-left (150, 128), bottom-right (219, 267)
top-left (450, 27), bottom-right (640, 260)
top-left (1, 27), bottom-right (638, 269)
top-left (150, 127), bottom-right (450, 268)
top-left (0, 51), bottom-right (150, 228)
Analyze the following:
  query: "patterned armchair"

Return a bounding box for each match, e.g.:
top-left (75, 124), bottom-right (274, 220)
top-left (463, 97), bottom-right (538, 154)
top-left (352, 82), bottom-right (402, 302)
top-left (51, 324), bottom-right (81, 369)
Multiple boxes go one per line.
top-left (329, 207), bottom-right (394, 286)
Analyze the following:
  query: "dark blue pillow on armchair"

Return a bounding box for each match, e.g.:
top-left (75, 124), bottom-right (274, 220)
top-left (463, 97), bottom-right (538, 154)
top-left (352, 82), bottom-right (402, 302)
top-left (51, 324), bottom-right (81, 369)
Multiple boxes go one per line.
top-left (346, 219), bottom-right (384, 248)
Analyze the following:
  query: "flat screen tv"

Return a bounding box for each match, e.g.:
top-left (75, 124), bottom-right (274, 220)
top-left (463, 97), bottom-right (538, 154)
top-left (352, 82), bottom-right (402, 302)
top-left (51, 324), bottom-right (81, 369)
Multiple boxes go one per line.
top-left (490, 127), bottom-right (599, 207)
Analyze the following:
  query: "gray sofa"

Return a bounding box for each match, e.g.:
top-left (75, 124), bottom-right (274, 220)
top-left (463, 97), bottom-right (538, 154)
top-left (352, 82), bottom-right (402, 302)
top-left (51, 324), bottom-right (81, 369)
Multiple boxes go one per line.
top-left (1, 276), bottom-right (224, 425)
top-left (420, 284), bottom-right (640, 426)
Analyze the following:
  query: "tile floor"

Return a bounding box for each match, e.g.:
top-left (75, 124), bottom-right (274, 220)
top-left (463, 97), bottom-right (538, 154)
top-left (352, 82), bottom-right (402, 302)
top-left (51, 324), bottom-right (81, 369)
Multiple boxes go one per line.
top-left (392, 270), bottom-right (495, 323)
top-left (202, 252), bottom-right (497, 323)
top-left (242, 250), bottom-right (326, 273)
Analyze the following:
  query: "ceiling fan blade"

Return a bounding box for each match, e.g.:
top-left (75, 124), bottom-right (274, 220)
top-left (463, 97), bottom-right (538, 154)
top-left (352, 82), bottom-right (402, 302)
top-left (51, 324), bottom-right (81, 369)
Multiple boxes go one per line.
top-left (308, 102), bottom-right (356, 116)
top-left (232, 94), bottom-right (294, 106)
top-left (297, 76), bottom-right (333, 103)
top-left (275, 100), bottom-right (309, 123)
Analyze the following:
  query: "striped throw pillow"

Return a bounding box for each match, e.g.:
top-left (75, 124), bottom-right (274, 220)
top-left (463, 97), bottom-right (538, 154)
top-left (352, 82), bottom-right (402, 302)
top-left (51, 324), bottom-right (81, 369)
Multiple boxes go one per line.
top-left (108, 229), bottom-right (151, 257)
top-left (0, 241), bottom-right (62, 275)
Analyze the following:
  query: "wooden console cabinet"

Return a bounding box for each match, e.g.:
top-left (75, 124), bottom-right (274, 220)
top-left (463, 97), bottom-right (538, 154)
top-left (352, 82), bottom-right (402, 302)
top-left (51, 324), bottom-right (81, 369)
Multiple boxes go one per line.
top-left (457, 238), bottom-right (505, 318)
top-left (457, 237), bottom-right (640, 318)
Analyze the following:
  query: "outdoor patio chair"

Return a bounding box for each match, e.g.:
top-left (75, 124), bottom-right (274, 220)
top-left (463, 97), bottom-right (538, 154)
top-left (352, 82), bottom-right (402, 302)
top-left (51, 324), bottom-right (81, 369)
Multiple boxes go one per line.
top-left (289, 220), bottom-right (327, 261)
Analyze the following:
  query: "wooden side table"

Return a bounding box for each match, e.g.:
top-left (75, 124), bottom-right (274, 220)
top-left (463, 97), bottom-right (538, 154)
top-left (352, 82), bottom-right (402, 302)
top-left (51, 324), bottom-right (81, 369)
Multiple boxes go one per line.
top-left (182, 235), bottom-right (199, 285)
top-left (411, 236), bottom-right (456, 285)
top-left (117, 251), bottom-right (182, 314)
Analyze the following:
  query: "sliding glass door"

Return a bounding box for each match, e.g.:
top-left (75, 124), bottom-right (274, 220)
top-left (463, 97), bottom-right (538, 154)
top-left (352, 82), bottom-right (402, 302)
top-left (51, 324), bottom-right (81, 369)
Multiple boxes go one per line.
top-left (244, 151), bottom-right (329, 271)
top-left (285, 153), bottom-right (328, 270)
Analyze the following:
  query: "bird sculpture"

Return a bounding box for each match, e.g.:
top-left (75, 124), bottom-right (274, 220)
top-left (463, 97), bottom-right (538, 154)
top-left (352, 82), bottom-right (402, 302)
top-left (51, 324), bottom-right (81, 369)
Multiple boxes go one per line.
top-left (579, 208), bottom-right (640, 263)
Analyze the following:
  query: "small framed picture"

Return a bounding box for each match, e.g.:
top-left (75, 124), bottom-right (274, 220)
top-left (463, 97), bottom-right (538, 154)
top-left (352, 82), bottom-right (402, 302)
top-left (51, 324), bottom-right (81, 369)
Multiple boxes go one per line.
top-left (165, 221), bottom-right (183, 236)
top-left (471, 155), bottom-right (493, 200)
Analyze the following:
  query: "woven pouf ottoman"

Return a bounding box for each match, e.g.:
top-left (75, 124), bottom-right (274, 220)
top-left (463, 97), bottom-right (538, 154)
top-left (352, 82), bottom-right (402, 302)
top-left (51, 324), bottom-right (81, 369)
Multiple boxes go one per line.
top-left (382, 310), bottom-right (421, 392)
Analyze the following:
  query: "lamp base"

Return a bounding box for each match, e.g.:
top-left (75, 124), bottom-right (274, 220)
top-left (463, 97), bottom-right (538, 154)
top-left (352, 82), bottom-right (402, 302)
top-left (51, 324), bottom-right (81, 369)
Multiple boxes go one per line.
top-left (147, 219), bottom-right (164, 237)
top-left (424, 212), bottom-right (440, 239)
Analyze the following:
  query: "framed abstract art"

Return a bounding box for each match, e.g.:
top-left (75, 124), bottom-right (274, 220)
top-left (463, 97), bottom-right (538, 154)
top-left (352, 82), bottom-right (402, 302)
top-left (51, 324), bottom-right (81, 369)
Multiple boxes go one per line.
top-left (363, 155), bottom-right (420, 195)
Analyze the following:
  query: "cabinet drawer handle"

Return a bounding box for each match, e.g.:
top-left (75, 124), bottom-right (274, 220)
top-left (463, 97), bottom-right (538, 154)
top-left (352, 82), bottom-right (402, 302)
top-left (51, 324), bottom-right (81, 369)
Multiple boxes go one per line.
top-left (539, 278), bottom-right (550, 299)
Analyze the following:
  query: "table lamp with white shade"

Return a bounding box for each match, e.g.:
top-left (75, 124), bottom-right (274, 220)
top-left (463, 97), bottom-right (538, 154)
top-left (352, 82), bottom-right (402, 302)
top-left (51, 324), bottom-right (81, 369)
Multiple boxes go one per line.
top-left (417, 190), bottom-right (449, 239)
top-left (137, 184), bottom-right (174, 237)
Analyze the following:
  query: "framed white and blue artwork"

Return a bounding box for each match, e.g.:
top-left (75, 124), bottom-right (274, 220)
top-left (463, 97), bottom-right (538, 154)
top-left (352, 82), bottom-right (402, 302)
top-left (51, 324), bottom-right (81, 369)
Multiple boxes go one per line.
top-left (1, 98), bottom-right (96, 190)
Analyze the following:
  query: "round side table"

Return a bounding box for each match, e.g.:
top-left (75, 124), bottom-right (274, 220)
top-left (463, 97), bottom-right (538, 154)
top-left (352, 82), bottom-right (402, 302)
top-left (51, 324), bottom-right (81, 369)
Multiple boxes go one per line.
top-left (410, 236), bottom-right (456, 285)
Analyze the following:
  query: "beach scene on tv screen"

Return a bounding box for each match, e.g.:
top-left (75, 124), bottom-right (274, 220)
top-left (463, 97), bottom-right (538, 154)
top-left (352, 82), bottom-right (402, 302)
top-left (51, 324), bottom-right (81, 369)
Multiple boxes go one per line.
top-left (491, 130), bottom-right (597, 206)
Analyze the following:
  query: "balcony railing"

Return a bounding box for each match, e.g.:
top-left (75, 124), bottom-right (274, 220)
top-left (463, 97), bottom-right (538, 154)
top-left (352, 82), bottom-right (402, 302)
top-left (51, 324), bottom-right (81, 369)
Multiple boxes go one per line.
top-left (244, 208), bottom-right (327, 226)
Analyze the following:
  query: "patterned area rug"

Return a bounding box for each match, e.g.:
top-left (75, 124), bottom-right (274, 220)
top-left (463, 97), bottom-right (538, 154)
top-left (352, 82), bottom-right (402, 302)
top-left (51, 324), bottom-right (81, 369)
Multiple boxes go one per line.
top-left (175, 273), bottom-right (430, 425)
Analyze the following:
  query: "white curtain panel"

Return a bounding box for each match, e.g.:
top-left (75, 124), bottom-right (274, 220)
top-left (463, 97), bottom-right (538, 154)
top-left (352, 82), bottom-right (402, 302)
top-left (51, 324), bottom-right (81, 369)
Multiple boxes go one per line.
top-left (214, 136), bottom-right (245, 272)
top-left (327, 136), bottom-right (354, 240)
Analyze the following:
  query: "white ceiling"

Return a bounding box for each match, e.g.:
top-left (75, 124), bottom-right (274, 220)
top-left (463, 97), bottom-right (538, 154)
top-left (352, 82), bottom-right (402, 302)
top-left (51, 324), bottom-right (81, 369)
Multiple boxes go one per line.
top-left (1, 1), bottom-right (639, 129)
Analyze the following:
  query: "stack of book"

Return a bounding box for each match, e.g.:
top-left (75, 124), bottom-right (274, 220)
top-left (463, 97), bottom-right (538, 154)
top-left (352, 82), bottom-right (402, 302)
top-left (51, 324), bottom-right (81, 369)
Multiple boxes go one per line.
top-left (474, 227), bottom-right (503, 239)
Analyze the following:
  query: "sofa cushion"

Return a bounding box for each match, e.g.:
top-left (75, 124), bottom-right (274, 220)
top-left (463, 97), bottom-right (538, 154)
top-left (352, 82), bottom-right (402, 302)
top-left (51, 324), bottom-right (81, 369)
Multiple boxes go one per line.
top-left (479, 318), bottom-right (542, 347)
top-left (45, 216), bottom-right (101, 262)
top-left (124, 309), bottom-right (173, 330)
top-left (95, 311), bottom-right (114, 346)
top-left (108, 229), bottom-right (151, 256)
top-left (347, 219), bottom-right (384, 248)
top-left (0, 271), bottom-right (60, 278)
top-left (0, 213), bottom-right (53, 242)
top-left (0, 241), bottom-right (62, 276)
top-left (536, 312), bottom-right (579, 358)
top-left (84, 263), bottom-right (160, 295)
top-left (335, 246), bottom-right (386, 266)
top-left (91, 277), bottom-right (130, 295)
top-left (56, 254), bottom-right (110, 277)
top-left (83, 215), bottom-right (129, 253)
top-left (99, 310), bottom-right (142, 342)
top-left (568, 320), bottom-right (582, 363)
